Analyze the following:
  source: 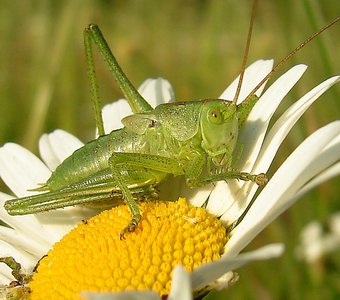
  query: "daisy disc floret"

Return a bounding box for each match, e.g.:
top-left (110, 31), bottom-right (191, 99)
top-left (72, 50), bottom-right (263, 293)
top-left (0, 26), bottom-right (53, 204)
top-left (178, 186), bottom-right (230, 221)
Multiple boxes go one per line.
top-left (29, 199), bottom-right (227, 299)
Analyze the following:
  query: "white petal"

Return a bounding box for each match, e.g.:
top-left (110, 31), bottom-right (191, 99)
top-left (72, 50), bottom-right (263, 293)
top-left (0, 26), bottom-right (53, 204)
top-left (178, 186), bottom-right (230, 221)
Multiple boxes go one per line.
top-left (0, 195), bottom-right (56, 251)
top-left (292, 155), bottom-right (340, 201)
top-left (158, 177), bottom-right (211, 208)
top-left (81, 291), bottom-right (160, 300)
top-left (208, 65), bottom-right (307, 222)
top-left (0, 225), bottom-right (46, 258)
top-left (220, 75), bottom-right (340, 224)
top-left (168, 266), bottom-right (192, 300)
top-left (0, 240), bottom-right (37, 275)
top-left (226, 121), bottom-right (340, 256)
top-left (34, 207), bottom-right (101, 244)
top-left (192, 243), bottom-right (284, 290)
top-left (39, 129), bottom-right (84, 171)
top-left (0, 269), bottom-right (12, 285)
top-left (203, 271), bottom-right (239, 292)
top-left (265, 149), bottom-right (340, 246)
top-left (275, 130), bottom-right (340, 208)
top-left (138, 78), bottom-right (175, 106)
top-left (0, 145), bottom-right (103, 247)
top-left (205, 181), bottom-right (237, 217)
top-left (295, 221), bottom-right (323, 262)
top-left (100, 78), bottom-right (174, 134)
top-left (0, 192), bottom-right (87, 248)
top-left (101, 99), bottom-right (133, 133)
top-left (219, 59), bottom-right (274, 102)
top-left (181, 186), bottom-right (211, 208)
top-left (295, 217), bottom-right (340, 262)
top-left (0, 143), bottom-right (51, 197)
top-left (255, 76), bottom-right (339, 175)
top-left (237, 64), bottom-right (307, 172)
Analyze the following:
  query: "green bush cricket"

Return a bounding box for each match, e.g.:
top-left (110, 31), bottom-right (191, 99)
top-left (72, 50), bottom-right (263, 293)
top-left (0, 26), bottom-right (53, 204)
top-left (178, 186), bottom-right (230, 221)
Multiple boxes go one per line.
top-left (3, 4), bottom-right (339, 239)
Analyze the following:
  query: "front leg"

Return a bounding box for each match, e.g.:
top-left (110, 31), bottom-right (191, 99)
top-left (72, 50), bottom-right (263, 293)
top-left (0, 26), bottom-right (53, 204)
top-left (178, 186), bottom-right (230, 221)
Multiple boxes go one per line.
top-left (194, 170), bottom-right (268, 187)
top-left (182, 151), bottom-right (267, 187)
top-left (109, 152), bottom-right (184, 238)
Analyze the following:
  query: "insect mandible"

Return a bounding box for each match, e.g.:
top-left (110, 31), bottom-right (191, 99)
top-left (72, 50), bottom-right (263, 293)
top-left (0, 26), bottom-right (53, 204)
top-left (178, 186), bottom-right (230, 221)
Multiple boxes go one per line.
top-left (4, 3), bottom-right (339, 238)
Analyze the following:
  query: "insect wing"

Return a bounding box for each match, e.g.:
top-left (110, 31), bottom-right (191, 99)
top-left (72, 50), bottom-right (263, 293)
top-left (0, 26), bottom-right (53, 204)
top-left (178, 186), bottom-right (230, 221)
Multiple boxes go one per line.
top-left (122, 113), bottom-right (158, 134)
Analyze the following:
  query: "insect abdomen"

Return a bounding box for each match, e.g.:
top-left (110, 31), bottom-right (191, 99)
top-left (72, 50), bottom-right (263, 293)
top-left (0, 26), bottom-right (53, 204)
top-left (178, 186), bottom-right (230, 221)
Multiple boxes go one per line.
top-left (46, 128), bottom-right (140, 190)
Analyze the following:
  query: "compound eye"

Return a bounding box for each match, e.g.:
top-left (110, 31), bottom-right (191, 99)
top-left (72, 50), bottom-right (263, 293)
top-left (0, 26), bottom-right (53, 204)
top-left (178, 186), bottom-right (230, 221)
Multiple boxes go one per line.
top-left (208, 108), bottom-right (222, 124)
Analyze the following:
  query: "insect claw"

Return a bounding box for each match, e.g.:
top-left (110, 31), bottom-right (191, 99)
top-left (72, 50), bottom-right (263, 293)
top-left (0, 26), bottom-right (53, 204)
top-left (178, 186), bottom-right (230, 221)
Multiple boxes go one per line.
top-left (119, 214), bottom-right (141, 240)
top-left (119, 230), bottom-right (127, 240)
top-left (254, 173), bottom-right (268, 186)
top-left (0, 257), bottom-right (31, 285)
top-left (119, 223), bottom-right (136, 240)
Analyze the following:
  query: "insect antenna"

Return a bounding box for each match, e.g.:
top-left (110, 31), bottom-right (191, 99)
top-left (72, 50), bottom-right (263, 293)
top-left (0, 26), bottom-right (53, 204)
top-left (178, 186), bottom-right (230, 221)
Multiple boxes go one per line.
top-left (232, 0), bottom-right (258, 106)
top-left (246, 16), bottom-right (340, 99)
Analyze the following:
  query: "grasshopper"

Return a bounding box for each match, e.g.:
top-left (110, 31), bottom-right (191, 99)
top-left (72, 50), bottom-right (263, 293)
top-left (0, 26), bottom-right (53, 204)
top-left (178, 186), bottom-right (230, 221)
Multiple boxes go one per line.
top-left (3, 4), bottom-right (339, 238)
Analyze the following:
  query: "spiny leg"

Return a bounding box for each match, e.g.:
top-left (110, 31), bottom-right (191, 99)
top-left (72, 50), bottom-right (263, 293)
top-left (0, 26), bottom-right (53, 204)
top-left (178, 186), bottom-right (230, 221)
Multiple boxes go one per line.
top-left (109, 152), bottom-right (183, 238)
top-left (0, 257), bottom-right (32, 285)
top-left (196, 170), bottom-right (268, 186)
top-left (84, 24), bottom-right (152, 130)
top-left (110, 164), bottom-right (141, 239)
top-left (180, 150), bottom-right (267, 187)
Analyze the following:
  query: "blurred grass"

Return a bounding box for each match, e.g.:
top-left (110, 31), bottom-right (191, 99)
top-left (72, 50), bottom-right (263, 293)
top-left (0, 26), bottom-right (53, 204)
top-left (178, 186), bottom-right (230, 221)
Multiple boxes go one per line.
top-left (0, 0), bottom-right (339, 298)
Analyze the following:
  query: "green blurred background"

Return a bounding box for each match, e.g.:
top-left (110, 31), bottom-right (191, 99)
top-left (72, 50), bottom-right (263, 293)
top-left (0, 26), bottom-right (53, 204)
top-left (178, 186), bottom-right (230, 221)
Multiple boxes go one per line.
top-left (0, 0), bottom-right (339, 299)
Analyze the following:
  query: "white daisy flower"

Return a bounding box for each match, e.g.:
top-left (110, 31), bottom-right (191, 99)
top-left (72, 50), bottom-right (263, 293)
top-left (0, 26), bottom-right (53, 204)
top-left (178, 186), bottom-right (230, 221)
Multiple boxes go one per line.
top-left (0, 62), bottom-right (339, 299)
top-left (0, 78), bottom-right (174, 285)
top-left (295, 211), bottom-right (340, 262)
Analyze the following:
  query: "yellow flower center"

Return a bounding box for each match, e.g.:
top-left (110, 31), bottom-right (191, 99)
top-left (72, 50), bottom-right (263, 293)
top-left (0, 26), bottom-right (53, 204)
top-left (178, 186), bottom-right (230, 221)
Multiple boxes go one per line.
top-left (29, 198), bottom-right (228, 299)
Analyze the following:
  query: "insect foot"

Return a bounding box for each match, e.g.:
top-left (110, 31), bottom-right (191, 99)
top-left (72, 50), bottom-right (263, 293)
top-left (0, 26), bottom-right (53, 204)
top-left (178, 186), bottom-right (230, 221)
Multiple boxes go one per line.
top-left (186, 171), bottom-right (268, 187)
top-left (0, 257), bottom-right (32, 298)
top-left (186, 178), bottom-right (204, 188)
top-left (238, 172), bottom-right (268, 186)
top-left (119, 212), bottom-right (142, 240)
top-left (254, 173), bottom-right (268, 186)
